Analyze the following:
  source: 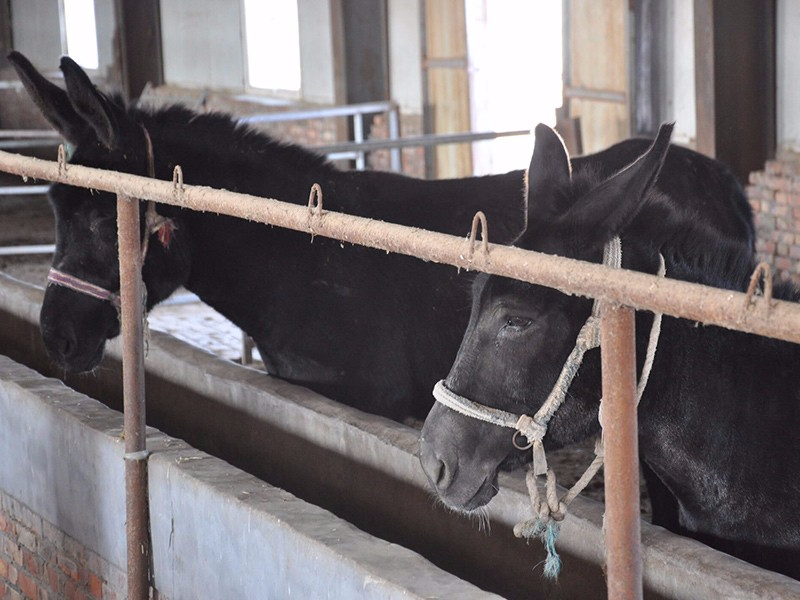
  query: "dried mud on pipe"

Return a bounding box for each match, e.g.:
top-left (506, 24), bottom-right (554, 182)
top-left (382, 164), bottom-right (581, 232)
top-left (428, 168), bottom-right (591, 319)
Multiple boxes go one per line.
top-left (0, 149), bottom-right (799, 344)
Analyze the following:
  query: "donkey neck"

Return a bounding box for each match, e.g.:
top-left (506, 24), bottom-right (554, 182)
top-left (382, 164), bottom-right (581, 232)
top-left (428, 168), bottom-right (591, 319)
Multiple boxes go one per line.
top-left (637, 318), bottom-right (800, 541)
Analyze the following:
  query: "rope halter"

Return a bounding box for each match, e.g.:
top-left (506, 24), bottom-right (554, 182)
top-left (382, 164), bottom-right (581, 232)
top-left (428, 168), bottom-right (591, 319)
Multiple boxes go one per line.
top-left (46, 126), bottom-right (176, 312)
top-left (432, 237), bottom-right (666, 578)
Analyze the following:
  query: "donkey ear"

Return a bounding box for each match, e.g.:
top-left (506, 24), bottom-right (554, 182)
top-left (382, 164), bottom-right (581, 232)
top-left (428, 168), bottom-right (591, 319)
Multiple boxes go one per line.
top-left (565, 122), bottom-right (673, 243)
top-left (60, 56), bottom-right (119, 150)
top-left (7, 51), bottom-right (87, 147)
top-left (525, 124), bottom-right (572, 226)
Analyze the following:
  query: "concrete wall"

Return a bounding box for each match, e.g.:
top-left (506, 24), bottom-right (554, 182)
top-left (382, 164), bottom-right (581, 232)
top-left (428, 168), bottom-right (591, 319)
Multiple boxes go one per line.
top-left (777, 0), bottom-right (800, 154)
top-left (0, 354), bottom-right (501, 599)
top-left (160, 0), bottom-right (246, 90)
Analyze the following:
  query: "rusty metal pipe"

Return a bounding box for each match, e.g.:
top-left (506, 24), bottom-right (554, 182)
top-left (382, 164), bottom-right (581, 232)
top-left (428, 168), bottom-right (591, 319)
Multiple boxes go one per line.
top-left (116, 194), bottom-right (150, 600)
top-left (0, 149), bottom-right (797, 344)
top-left (600, 303), bottom-right (642, 600)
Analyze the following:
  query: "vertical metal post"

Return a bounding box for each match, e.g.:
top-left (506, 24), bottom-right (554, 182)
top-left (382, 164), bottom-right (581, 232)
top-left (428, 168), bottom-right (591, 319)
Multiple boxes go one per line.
top-left (387, 104), bottom-right (403, 172)
top-left (600, 302), bottom-right (642, 600)
top-left (352, 114), bottom-right (366, 170)
top-left (117, 194), bottom-right (150, 600)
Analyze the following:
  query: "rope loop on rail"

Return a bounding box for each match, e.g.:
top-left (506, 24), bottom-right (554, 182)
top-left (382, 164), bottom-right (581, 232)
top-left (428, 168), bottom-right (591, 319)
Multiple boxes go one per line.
top-left (744, 261), bottom-right (773, 313)
top-left (57, 144), bottom-right (68, 177)
top-left (466, 211), bottom-right (489, 260)
top-left (172, 165), bottom-right (184, 199)
top-left (306, 183), bottom-right (325, 239)
top-left (308, 183), bottom-right (324, 216)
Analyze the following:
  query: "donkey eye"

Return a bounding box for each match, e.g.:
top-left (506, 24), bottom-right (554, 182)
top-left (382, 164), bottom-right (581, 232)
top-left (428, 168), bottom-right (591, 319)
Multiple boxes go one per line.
top-left (504, 316), bottom-right (532, 329)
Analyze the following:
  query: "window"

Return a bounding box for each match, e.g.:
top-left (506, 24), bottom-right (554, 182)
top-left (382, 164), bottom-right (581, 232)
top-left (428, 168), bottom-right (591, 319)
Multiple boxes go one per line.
top-left (466, 0), bottom-right (563, 174)
top-left (243, 0), bottom-right (302, 92)
top-left (61, 0), bottom-right (99, 70)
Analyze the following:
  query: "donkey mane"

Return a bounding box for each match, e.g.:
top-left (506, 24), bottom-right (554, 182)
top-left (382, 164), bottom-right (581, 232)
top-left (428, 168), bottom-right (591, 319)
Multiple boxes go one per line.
top-left (141, 104), bottom-right (334, 175)
top-left (520, 161), bottom-right (764, 294)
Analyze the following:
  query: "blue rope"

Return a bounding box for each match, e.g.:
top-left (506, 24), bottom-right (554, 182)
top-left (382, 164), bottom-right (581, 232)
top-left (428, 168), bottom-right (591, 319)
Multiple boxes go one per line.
top-left (517, 518), bottom-right (563, 579)
top-left (539, 521), bottom-right (562, 579)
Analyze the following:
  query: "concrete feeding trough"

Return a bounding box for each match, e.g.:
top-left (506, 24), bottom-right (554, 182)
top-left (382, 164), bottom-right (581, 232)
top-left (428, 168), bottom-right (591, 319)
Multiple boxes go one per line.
top-left (0, 273), bottom-right (798, 599)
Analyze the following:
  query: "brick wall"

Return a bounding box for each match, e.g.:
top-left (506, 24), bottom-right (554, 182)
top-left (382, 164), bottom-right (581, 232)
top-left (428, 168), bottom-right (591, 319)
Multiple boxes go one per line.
top-left (367, 113), bottom-right (426, 178)
top-left (0, 492), bottom-right (128, 600)
top-left (747, 155), bottom-right (800, 283)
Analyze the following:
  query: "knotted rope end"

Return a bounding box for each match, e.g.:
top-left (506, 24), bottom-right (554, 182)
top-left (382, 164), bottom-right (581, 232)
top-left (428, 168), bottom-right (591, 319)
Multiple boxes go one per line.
top-left (514, 519), bottom-right (563, 579)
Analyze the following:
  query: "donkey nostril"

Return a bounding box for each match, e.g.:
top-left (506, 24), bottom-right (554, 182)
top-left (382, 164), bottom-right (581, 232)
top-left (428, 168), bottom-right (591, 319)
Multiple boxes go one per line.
top-left (435, 459), bottom-right (449, 487)
top-left (47, 327), bottom-right (77, 360)
top-left (420, 440), bottom-right (457, 492)
top-left (56, 334), bottom-right (72, 358)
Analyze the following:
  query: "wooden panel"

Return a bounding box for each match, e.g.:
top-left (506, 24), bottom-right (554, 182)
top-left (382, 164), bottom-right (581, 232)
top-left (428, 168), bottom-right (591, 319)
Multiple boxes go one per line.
top-left (425, 0), bottom-right (472, 178)
top-left (566, 0), bottom-right (629, 153)
top-left (116, 0), bottom-right (164, 99)
top-left (694, 0), bottom-right (716, 157)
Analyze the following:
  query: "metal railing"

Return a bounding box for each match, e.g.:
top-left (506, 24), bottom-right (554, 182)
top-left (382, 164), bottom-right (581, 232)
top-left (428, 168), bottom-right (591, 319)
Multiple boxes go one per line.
top-left (0, 146), bottom-right (796, 599)
top-left (239, 100), bottom-right (402, 171)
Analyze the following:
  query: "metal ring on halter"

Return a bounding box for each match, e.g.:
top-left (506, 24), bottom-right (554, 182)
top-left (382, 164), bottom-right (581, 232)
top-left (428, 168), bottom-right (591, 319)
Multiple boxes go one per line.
top-left (512, 430), bottom-right (533, 450)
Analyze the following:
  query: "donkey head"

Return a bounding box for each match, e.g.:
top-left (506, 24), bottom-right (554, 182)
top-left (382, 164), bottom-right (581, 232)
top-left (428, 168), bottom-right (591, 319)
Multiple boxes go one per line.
top-left (419, 123), bottom-right (672, 511)
top-left (8, 52), bottom-right (190, 372)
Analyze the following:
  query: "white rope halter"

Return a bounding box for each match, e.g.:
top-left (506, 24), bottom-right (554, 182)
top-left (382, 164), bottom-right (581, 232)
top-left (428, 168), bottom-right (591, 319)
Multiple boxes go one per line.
top-left (432, 237), bottom-right (666, 577)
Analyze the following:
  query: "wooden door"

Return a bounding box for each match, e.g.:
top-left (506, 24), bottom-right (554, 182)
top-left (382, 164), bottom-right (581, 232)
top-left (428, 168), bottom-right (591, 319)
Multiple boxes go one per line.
top-left (563, 0), bottom-right (630, 154)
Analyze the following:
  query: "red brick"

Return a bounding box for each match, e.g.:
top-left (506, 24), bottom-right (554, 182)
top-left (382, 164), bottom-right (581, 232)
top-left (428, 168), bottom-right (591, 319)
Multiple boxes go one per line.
top-left (57, 555), bottom-right (79, 582)
top-left (775, 256), bottom-right (793, 271)
top-left (88, 573), bottom-right (103, 599)
top-left (8, 587), bottom-right (23, 600)
top-left (4, 539), bottom-right (22, 566)
top-left (772, 204), bottom-right (788, 217)
top-left (46, 566), bottom-right (59, 593)
top-left (17, 570), bottom-right (37, 600)
top-left (63, 579), bottom-right (78, 600)
top-left (0, 512), bottom-right (10, 534)
top-left (22, 551), bottom-right (40, 578)
top-left (14, 527), bottom-right (35, 555)
top-left (757, 240), bottom-right (776, 255)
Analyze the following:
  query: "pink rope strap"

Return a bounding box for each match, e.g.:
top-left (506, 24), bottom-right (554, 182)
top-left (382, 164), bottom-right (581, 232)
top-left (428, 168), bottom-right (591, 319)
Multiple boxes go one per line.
top-left (47, 268), bottom-right (120, 308)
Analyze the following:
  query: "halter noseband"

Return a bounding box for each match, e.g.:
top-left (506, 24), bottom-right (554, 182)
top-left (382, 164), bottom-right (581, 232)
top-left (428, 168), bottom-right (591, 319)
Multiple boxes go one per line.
top-left (46, 126), bottom-right (176, 309)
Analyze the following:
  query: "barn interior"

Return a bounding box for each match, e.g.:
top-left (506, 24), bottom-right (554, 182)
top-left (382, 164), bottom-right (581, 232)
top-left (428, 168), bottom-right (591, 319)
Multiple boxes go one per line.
top-left (0, 2), bottom-right (799, 599)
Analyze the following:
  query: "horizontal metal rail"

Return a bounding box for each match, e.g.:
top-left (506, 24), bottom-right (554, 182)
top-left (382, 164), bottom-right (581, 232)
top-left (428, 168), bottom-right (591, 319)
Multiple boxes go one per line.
top-left (314, 129), bottom-right (531, 154)
top-left (0, 130), bottom-right (62, 151)
top-left (0, 185), bottom-right (50, 195)
top-left (0, 148), bottom-right (797, 345)
top-left (0, 244), bottom-right (55, 256)
top-left (0, 130), bottom-right (63, 139)
top-left (564, 85), bottom-right (628, 104)
top-left (239, 101), bottom-right (402, 170)
top-left (237, 100), bottom-right (399, 124)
